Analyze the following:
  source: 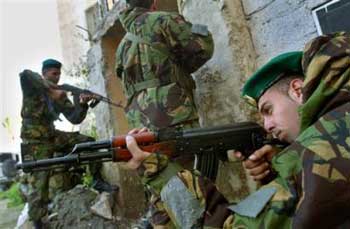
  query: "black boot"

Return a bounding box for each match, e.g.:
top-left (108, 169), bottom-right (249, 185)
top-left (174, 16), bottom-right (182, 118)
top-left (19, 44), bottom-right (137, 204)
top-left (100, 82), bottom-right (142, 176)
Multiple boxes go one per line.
top-left (33, 220), bottom-right (43, 229)
top-left (92, 173), bottom-right (119, 193)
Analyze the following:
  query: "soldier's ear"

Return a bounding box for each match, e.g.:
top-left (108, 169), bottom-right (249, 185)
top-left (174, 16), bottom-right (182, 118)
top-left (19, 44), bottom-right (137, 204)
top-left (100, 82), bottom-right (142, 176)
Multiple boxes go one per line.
top-left (288, 78), bottom-right (303, 104)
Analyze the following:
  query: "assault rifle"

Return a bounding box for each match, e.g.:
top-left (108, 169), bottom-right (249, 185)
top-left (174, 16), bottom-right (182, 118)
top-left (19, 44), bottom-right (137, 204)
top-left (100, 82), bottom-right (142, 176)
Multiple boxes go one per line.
top-left (58, 84), bottom-right (124, 109)
top-left (16, 122), bottom-right (287, 173)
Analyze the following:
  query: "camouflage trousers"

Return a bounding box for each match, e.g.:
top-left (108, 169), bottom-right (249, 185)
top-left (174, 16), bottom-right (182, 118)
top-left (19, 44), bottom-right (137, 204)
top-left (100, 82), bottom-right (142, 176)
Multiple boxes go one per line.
top-left (147, 120), bottom-right (199, 227)
top-left (21, 130), bottom-right (101, 221)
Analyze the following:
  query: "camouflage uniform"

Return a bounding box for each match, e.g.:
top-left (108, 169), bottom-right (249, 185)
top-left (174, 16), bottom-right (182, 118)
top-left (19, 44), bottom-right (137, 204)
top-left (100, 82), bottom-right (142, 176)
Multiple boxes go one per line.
top-left (116, 6), bottom-right (214, 226)
top-left (20, 70), bottom-right (100, 221)
top-left (116, 6), bottom-right (214, 130)
top-left (135, 32), bottom-right (350, 228)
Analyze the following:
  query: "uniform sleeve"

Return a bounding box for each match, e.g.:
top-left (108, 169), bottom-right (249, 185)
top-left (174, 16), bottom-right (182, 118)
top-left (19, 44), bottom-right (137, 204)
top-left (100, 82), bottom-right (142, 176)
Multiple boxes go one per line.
top-left (139, 153), bottom-right (231, 228)
top-left (19, 69), bottom-right (50, 96)
top-left (230, 145), bottom-right (300, 229)
top-left (163, 14), bottom-right (214, 73)
top-left (291, 123), bottom-right (350, 228)
top-left (57, 94), bottom-right (88, 124)
top-left (296, 32), bottom-right (350, 228)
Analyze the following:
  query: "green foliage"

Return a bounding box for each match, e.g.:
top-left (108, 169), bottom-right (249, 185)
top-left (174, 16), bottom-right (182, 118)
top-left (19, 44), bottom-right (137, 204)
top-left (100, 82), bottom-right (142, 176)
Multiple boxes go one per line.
top-left (80, 113), bottom-right (99, 140)
top-left (1, 117), bottom-right (15, 141)
top-left (1, 117), bottom-right (10, 129)
top-left (0, 183), bottom-right (24, 208)
top-left (89, 124), bottom-right (98, 139)
top-left (82, 169), bottom-right (93, 188)
top-left (65, 57), bottom-right (90, 80)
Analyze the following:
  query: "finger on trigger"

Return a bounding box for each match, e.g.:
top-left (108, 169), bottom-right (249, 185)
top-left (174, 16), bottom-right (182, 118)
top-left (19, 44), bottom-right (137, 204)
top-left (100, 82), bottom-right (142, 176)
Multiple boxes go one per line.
top-left (233, 151), bottom-right (243, 158)
top-left (249, 145), bottom-right (271, 161)
top-left (253, 169), bottom-right (270, 181)
top-left (139, 127), bottom-right (148, 133)
top-left (248, 162), bottom-right (269, 176)
top-left (128, 128), bottom-right (139, 135)
top-left (243, 157), bottom-right (265, 169)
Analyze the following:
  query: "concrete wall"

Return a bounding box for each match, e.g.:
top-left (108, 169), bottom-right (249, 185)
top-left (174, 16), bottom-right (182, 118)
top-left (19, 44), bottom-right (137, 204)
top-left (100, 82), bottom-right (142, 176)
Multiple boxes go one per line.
top-left (181, 0), bottom-right (252, 126)
top-left (56, 0), bottom-right (93, 68)
top-left (87, 37), bottom-right (147, 219)
top-left (179, 0), bottom-right (258, 202)
top-left (243, 0), bottom-right (328, 65)
top-left (86, 42), bottom-right (114, 138)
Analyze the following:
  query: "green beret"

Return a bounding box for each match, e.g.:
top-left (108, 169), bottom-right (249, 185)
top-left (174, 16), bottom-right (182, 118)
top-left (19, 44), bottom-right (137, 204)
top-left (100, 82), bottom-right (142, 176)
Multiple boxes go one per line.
top-left (42, 59), bottom-right (62, 71)
top-left (241, 51), bottom-right (303, 107)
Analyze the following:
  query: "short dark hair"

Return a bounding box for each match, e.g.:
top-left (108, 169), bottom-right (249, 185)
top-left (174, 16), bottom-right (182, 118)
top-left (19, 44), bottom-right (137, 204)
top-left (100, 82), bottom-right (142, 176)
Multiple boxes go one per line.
top-left (270, 73), bottom-right (304, 96)
top-left (42, 59), bottom-right (62, 72)
top-left (126, 0), bottom-right (154, 9)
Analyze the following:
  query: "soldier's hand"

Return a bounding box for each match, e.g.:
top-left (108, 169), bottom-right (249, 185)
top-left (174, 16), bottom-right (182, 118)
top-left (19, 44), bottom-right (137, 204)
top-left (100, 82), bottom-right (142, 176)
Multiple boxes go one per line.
top-left (48, 89), bottom-right (66, 101)
top-left (79, 93), bottom-right (95, 104)
top-left (125, 128), bottom-right (151, 170)
top-left (232, 145), bottom-right (278, 181)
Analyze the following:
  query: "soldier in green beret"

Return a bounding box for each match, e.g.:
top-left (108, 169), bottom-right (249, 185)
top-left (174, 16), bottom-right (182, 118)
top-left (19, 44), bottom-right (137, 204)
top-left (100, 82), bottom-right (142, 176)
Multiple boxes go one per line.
top-left (116, 0), bottom-right (214, 226)
top-left (20, 59), bottom-right (117, 228)
top-left (122, 32), bottom-right (350, 228)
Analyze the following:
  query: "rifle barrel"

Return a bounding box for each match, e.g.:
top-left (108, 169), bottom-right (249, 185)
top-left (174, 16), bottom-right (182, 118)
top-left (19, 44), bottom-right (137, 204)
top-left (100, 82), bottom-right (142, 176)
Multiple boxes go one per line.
top-left (16, 151), bottom-right (112, 171)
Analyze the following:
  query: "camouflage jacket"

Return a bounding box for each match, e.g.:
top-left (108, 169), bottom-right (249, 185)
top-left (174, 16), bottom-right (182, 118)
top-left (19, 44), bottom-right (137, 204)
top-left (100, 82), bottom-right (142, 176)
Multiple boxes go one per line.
top-left (20, 70), bottom-right (88, 141)
top-left (116, 7), bottom-right (214, 130)
top-left (136, 33), bottom-right (350, 228)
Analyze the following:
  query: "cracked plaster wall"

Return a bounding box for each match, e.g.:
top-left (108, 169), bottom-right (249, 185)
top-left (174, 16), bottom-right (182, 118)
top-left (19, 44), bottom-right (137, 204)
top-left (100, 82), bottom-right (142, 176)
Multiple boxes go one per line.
top-left (180, 0), bottom-right (259, 201)
top-left (87, 38), bottom-right (147, 219)
top-left (57, 0), bottom-right (92, 67)
top-left (243, 0), bottom-right (328, 65)
top-left (180, 0), bottom-right (258, 128)
top-left (87, 42), bottom-right (114, 139)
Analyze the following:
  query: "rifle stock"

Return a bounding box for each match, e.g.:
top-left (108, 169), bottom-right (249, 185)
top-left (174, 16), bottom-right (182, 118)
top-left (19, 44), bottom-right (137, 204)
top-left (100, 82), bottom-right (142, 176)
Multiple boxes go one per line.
top-left (16, 122), bottom-right (287, 172)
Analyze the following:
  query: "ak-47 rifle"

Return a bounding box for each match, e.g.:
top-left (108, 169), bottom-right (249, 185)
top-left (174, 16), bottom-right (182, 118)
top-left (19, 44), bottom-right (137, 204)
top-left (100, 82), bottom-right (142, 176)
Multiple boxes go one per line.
top-left (16, 122), bottom-right (287, 173)
top-left (58, 84), bottom-right (124, 109)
